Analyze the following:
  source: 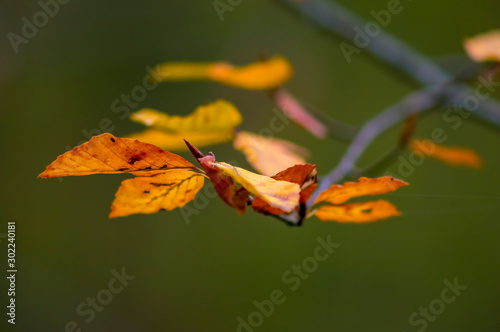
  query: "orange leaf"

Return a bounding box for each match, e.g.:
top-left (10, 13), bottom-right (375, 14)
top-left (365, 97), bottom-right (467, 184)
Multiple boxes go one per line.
top-left (39, 134), bottom-right (206, 218)
top-left (152, 56), bottom-right (293, 90)
top-left (186, 141), bottom-right (300, 213)
top-left (315, 176), bottom-right (408, 206)
top-left (234, 131), bottom-right (308, 176)
top-left (464, 30), bottom-right (500, 62)
top-left (314, 200), bottom-right (401, 223)
top-left (38, 133), bottom-right (197, 178)
top-left (410, 139), bottom-right (483, 169)
top-left (252, 164), bottom-right (317, 216)
top-left (109, 169), bottom-right (204, 218)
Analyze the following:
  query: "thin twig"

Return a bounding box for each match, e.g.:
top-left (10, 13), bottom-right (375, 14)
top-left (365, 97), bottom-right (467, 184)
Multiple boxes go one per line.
top-left (311, 87), bottom-right (443, 202)
top-left (270, 0), bottom-right (500, 223)
top-left (276, 0), bottom-right (500, 126)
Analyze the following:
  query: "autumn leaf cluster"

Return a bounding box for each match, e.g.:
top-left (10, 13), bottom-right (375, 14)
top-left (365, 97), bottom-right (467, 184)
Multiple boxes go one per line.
top-left (39, 35), bottom-right (496, 225)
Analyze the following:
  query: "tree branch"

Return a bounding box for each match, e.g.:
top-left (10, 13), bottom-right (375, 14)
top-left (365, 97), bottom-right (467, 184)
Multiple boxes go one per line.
top-left (275, 0), bottom-right (500, 126)
top-left (311, 87), bottom-right (443, 203)
top-left (270, 0), bottom-right (500, 224)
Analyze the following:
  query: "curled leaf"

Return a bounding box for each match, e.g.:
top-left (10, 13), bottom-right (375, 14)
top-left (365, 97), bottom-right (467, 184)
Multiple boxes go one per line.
top-left (234, 131), bottom-right (308, 176)
top-left (215, 162), bottom-right (300, 213)
top-left (152, 56), bottom-right (293, 90)
top-left (110, 169), bottom-right (204, 218)
top-left (314, 200), bottom-right (400, 223)
top-left (464, 30), bottom-right (500, 62)
top-left (314, 176), bottom-right (409, 206)
top-left (186, 141), bottom-right (300, 213)
top-left (410, 139), bottom-right (483, 169)
top-left (128, 100), bottom-right (242, 151)
top-left (252, 164), bottom-right (317, 216)
top-left (38, 133), bottom-right (196, 178)
top-left (201, 155), bottom-right (250, 214)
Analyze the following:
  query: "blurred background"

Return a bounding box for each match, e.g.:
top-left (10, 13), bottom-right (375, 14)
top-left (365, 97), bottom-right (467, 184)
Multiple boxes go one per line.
top-left (1, 0), bottom-right (500, 331)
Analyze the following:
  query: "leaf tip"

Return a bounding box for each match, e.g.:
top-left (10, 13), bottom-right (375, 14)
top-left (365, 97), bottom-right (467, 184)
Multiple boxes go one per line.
top-left (184, 140), bottom-right (205, 159)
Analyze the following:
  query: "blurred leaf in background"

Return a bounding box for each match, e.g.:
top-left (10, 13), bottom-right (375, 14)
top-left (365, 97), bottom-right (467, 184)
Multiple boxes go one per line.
top-left (1, 0), bottom-right (500, 331)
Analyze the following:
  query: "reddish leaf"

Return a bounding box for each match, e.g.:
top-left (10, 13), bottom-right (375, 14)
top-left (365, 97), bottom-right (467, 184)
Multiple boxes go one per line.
top-left (186, 140), bottom-right (300, 214)
top-left (252, 164), bottom-right (317, 216)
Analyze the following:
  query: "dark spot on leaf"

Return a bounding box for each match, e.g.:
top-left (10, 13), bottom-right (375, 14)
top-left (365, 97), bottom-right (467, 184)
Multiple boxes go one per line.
top-left (143, 190), bottom-right (150, 194)
top-left (150, 182), bottom-right (175, 187)
top-left (160, 165), bottom-right (169, 169)
top-left (128, 156), bottom-right (140, 165)
top-left (361, 208), bottom-right (373, 214)
top-left (110, 137), bottom-right (116, 143)
top-left (139, 166), bottom-right (152, 171)
top-left (118, 168), bottom-right (130, 172)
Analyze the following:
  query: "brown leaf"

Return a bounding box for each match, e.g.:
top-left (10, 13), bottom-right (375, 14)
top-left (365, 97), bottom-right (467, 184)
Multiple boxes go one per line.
top-left (38, 133), bottom-right (196, 178)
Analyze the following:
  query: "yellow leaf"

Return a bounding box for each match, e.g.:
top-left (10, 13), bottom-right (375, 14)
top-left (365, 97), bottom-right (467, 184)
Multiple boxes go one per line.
top-left (38, 133), bottom-right (196, 178)
top-left (128, 129), bottom-right (235, 152)
top-left (315, 176), bottom-right (409, 205)
top-left (131, 100), bottom-right (242, 132)
top-left (410, 139), bottom-right (483, 169)
top-left (128, 99), bottom-right (242, 151)
top-left (314, 200), bottom-right (401, 223)
top-left (252, 164), bottom-right (317, 216)
top-left (153, 62), bottom-right (214, 80)
top-left (213, 162), bottom-right (300, 213)
top-left (109, 169), bottom-right (204, 218)
top-left (152, 56), bottom-right (293, 90)
top-left (464, 30), bottom-right (500, 62)
top-left (185, 139), bottom-right (301, 214)
top-left (234, 131), bottom-right (308, 176)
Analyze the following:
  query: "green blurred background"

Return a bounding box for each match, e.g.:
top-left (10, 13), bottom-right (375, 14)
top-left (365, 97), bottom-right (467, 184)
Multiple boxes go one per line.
top-left (1, 0), bottom-right (500, 331)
